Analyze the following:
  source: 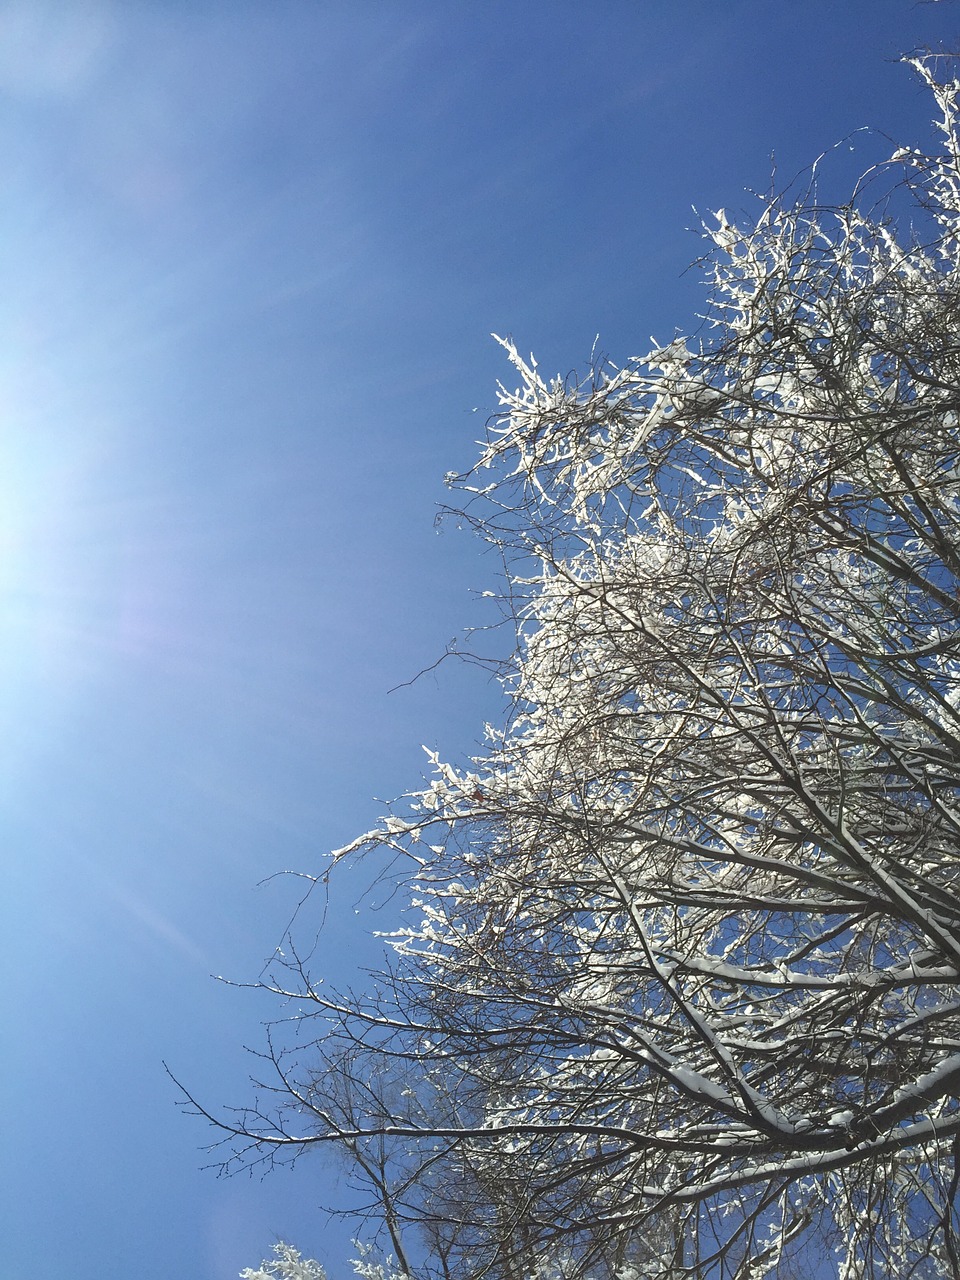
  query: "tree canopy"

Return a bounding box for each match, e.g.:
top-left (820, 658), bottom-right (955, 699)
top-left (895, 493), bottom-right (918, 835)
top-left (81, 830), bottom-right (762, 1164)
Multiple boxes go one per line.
top-left (201, 58), bottom-right (960, 1280)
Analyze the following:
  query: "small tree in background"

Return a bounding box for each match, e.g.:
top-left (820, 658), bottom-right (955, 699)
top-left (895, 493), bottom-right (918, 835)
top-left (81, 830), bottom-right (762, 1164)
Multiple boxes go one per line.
top-left (198, 58), bottom-right (960, 1279)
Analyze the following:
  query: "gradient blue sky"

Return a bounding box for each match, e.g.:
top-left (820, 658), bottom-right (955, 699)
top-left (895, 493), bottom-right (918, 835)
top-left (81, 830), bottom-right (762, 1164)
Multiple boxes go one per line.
top-left (2, 3), bottom-right (958, 1278)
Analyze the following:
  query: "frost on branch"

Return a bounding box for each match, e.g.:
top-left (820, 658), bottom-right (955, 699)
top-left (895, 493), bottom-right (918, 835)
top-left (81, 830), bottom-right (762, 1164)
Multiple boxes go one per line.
top-left (215, 60), bottom-right (960, 1280)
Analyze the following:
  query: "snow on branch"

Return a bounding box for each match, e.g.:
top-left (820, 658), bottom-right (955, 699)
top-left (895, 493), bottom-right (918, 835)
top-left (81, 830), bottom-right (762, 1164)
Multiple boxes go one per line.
top-left (212, 58), bottom-right (960, 1280)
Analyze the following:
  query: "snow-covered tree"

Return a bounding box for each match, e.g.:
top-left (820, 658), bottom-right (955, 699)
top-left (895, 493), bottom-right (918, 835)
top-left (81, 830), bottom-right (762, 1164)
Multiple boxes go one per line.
top-left (240, 1242), bottom-right (326, 1280)
top-left (202, 59), bottom-right (960, 1279)
top-left (239, 1238), bottom-right (408, 1280)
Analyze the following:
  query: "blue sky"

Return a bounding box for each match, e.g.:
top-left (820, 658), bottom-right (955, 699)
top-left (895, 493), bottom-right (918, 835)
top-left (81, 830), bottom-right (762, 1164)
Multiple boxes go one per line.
top-left (1, 3), bottom-right (958, 1278)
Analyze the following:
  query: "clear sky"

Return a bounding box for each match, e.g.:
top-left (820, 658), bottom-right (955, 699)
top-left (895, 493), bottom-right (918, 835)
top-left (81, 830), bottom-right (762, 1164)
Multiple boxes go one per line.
top-left (2, 2), bottom-right (958, 1278)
